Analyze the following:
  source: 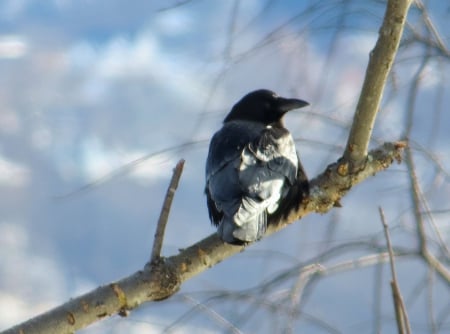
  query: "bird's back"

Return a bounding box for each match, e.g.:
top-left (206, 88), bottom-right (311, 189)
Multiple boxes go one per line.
top-left (206, 120), bottom-right (264, 180)
top-left (205, 120), bottom-right (298, 244)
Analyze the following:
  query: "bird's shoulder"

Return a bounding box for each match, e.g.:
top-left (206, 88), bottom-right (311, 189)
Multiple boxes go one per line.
top-left (206, 121), bottom-right (265, 177)
top-left (241, 124), bottom-right (298, 184)
top-left (247, 125), bottom-right (297, 163)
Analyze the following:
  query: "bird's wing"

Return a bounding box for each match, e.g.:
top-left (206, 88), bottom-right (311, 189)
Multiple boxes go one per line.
top-left (224, 125), bottom-right (298, 241)
top-left (205, 121), bottom-right (261, 179)
top-left (205, 122), bottom-right (298, 243)
top-left (205, 186), bottom-right (223, 226)
top-left (238, 126), bottom-right (298, 204)
top-left (205, 121), bottom-right (264, 227)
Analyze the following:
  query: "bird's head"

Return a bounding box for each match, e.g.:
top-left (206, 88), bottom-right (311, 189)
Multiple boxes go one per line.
top-left (224, 89), bottom-right (309, 126)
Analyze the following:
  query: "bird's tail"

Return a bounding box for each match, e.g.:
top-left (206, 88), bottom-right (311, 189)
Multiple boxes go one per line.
top-left (233, 211), bottom-right (267, 243)
top-left (218, 197), bottom-right (267, 244)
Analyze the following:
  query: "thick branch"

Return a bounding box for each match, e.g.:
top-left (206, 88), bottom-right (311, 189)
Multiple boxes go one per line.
top-left (2, 142), bottom-right (404, 334)
top-left (1, 262), bottom-right (181, 334)
top-left (344, 0), bottom-right (412, 164)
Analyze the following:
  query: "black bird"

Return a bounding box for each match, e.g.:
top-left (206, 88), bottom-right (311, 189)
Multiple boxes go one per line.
top-left (205, 89), bottom-right (309, 244)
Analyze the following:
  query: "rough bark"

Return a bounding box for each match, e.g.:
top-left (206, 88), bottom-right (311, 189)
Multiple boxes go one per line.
top-left (344, 0), bottom-right (412, 166)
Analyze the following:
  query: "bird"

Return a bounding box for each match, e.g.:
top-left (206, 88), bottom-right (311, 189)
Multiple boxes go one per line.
top-left (205, 89), bottom-right (309, 244)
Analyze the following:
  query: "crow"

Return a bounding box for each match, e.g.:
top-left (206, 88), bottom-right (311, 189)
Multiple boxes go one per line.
top-left (205, 89), bottom-right (309, 244)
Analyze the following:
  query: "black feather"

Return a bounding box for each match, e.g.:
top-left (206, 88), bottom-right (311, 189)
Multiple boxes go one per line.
top-left (205, 89), bottom-right (309, 244)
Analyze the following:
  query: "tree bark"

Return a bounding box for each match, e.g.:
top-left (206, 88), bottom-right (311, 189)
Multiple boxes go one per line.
top-left (344, 0), bottom-right (412, 166)
top-left (2, 142), bottom-right (405, 334)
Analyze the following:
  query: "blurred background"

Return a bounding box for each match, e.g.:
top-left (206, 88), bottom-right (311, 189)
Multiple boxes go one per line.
top-left (0, 1), bottom-right (449, 333)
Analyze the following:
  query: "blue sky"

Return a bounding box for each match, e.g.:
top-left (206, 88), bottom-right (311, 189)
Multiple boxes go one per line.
top-left (1, 1), bottom-right (449, 333)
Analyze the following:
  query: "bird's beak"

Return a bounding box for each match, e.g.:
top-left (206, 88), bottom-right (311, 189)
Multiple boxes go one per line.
top-left (277, 97), bottom-right (309, 113)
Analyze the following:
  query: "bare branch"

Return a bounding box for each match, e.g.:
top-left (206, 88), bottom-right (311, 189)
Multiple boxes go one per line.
top-left (285, 263), bottom-right (324, 333)
top-left (157, 0), bottom-right (194, 12)
top-left (379, 207), bottom-right (412, 334)
top-left (404, 145), bottom-right (450, 285)
top-left (344, 0), bottom-right (412, 165)
top-left (414, 0), bottom-right (449, 54)
top-left (421, 251), bottom-right (450, 285)
top-left (1, 262), bottom-right (181, 334)
top-left (178, 295), bottom-right (243, 334)
top-left (55, 141), bottom-right (205, 199)
top-left (151, 159), bottom-right (185, 262)
top-left (1, 142), bottom-right (405, 334)
top-left (1, 1), bottom-right (416, 332)
top-left (402, 23), bottom-right (450, 286)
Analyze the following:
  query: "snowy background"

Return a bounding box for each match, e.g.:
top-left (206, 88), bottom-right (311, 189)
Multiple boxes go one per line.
top-left (1, 1), bottom-right (449, 333)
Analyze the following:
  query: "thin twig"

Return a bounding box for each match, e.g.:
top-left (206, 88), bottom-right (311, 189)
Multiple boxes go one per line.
top-left (55, 141), bottom-right (204, 199)
top-left (285, 264), bottom-right (324, 333)
top-left (150, 159), bottom-right (185, 262)
top-left (414, 0), bottom-right (449, 54)
top-left (427, 268), bottom-right (438, 333)
top-left (157, 0), bottom-right (194, 12)
top-left (164, 295), bottom-right (244, 334)
top-left (379, 207), bottom-right (412, 334)
top-left (404, 77), bottom-right (450, 285)
top-left (373, 257), bottom-right (384, 334)
top-left (402, 32), bottom-right (450, 285)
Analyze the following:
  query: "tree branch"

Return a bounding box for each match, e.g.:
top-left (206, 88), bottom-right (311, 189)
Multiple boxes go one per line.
top-left (344, 0), bottom-right (412, 166)
top-left (151, 159), bottom-right (185, 262)
top-left (379, 207), bottom-right (411, 334)
top-left (2, 142), bottom-right (405, 334)
top-left (1, 0), bottom-right (414, 332)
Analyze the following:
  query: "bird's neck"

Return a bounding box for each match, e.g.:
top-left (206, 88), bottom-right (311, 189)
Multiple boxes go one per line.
top-left (269, 120), bottom-right (285, 128)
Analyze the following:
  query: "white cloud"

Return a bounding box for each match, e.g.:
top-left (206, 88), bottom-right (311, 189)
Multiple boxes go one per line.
top-left (78, 136), bottom-right (176, 182)
top-left (79, 136), bottom-right (124, 180)
top-left (0, 155), bottom-right (29, 187)
top-left (0, 107), bottom-right (21, 134)
top-left (0, 35), bottom-right (27, 58)
top-left (0, 223), bottom-right (67, 329)
top-left (66, 27), bottom-right (213, 110)
top-left (154, 9), bottom-right (194, 36)
top-left (95, 34), bottom-right (159, 78)
top-left (420, 62), bottom-right (445, 89)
